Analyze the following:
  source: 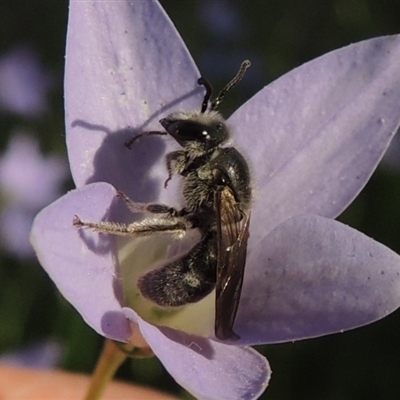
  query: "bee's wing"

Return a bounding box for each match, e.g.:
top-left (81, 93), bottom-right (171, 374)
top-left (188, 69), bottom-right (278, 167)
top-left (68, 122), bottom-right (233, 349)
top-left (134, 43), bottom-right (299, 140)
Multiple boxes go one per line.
top-left (214, 187), bottom-right (250, 340)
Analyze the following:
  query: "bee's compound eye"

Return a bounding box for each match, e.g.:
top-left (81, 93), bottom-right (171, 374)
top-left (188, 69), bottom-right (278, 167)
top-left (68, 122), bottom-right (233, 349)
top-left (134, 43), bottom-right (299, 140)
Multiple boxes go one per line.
top-left (161, 117), bottom-right (229, 149)
top-left (165, 120), bottom-right (207, 142)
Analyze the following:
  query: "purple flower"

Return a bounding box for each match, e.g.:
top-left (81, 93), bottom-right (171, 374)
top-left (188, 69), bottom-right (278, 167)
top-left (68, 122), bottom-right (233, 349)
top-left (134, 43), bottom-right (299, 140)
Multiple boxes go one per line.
top-left (0, 133), bottom-right (67, 258)
top-left (30, 1), bottom-right (400, 399)
top-left (0, 46), bottom-right (53, 118)
top-left (0, 340), bottom-right (63, 370)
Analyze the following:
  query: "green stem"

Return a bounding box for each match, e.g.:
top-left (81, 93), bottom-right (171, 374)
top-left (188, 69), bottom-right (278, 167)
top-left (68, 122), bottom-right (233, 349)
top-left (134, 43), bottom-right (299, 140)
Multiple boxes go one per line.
top-left (83, 339), bottom-right (127, 400)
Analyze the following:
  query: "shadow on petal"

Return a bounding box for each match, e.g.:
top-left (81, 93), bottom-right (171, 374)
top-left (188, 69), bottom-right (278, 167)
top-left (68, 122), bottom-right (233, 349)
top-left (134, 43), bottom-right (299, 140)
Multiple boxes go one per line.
top-left (71, 119), bottom-right (166, 202)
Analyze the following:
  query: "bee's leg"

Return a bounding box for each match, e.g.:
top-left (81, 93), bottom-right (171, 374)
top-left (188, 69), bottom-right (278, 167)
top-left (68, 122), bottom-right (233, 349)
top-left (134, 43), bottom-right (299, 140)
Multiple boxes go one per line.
top-left (116, 191), bottom-right (180, 217)
top-left (124, 130), bottom-right (167, 149)
top-left (73, 215), bottom-right (192, 239)
top-left (165, 150), bottom-right (187, 188)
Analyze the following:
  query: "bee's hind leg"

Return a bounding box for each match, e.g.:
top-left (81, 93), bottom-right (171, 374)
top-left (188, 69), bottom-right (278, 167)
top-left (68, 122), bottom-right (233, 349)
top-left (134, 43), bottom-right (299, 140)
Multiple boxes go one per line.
top-left (73, 213), bottom-right (192, 239)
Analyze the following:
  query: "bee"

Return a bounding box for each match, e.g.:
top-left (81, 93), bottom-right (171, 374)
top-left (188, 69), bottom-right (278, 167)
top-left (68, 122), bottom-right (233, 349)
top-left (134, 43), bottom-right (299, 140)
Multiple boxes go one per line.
top-left (74, 60), bottom-right (252, 340)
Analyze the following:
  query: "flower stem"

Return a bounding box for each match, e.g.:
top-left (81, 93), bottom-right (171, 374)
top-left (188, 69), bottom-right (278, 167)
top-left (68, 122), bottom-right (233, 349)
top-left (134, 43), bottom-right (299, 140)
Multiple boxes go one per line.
top-left (83, 339), bottom-right (127, 400)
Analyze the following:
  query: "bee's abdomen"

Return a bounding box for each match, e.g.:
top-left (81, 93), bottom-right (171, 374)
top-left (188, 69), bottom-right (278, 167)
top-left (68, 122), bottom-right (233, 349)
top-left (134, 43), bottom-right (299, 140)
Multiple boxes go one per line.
top-left (138, 232), bottom-right (217, 307)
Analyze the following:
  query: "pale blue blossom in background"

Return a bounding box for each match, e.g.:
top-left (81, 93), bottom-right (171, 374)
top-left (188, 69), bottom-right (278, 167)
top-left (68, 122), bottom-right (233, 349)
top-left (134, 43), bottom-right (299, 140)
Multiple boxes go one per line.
top-left (0, 340), bottom-right (63, 370)
top-left (0, 134), bottom-right (67, 258)
top-left (0, 46), bottom-right (53, 118)
top-left (199, 0), bottom-right (262, 88)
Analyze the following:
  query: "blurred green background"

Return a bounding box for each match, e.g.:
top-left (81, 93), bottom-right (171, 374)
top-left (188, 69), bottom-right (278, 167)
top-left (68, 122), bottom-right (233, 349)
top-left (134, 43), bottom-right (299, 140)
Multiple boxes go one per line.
top-left (1, 1), bottom-right (400, 399)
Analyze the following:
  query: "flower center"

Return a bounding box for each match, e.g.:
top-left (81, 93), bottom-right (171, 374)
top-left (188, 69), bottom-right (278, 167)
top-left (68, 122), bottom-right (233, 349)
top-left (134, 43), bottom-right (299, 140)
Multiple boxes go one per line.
top-left (117, 234), bottom-right (215, 337)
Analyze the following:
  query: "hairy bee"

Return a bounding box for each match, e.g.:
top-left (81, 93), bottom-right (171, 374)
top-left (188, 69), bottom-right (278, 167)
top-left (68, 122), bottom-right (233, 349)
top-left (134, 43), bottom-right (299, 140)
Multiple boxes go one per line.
top-left (74, 60), bottom-right (252, 340)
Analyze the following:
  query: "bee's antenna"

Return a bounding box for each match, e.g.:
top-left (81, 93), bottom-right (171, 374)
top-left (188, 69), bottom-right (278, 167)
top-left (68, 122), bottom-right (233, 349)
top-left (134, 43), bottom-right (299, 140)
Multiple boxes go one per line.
top-left (210, 60), bottom-right (251, 111)
top-left (197, 77), bottom-right (213, 113)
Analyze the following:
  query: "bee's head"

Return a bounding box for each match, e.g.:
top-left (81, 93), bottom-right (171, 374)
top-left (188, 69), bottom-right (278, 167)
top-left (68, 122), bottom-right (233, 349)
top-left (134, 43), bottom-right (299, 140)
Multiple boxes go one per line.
top-left (160, 110), bottom-right (230, 151)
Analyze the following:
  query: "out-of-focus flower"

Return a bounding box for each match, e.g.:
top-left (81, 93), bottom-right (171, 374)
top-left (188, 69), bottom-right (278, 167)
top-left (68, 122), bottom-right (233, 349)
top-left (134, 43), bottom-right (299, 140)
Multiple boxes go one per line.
top-left (200, 0), bottom-right (243, 39)
top-left (199, 0), bottom-right (262, 87)
top-left (0, 340), bottom-right (63, 370)
top-left (0, 133), bottom-right (67, 258)
top-left (30, 1), bottom-right (400, 399)
top-left (0, 46), bottom-right (53, 118)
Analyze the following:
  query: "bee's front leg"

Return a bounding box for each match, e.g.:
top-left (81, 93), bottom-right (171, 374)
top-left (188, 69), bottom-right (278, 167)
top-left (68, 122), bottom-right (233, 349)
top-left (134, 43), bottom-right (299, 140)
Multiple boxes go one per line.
top-left (117, 191), bottom-right (179, 217)
top-left (165, 150), bottom-right (188, 188)
top-left (124, 130), bottom-right (167, 149)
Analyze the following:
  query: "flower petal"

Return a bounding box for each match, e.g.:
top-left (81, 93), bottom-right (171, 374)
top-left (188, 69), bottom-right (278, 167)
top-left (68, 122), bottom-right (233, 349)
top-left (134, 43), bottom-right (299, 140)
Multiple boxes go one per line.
top-left (230, 35), bottom-right (400, 234)
top-left (235, 215), bottom-right (400, 345)
top-left (123, 308), bottom-right (270, 400)
top-left (30, 182), bottom-right (131, 341)
top-left (65, 0), bottom-right (203, 207)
